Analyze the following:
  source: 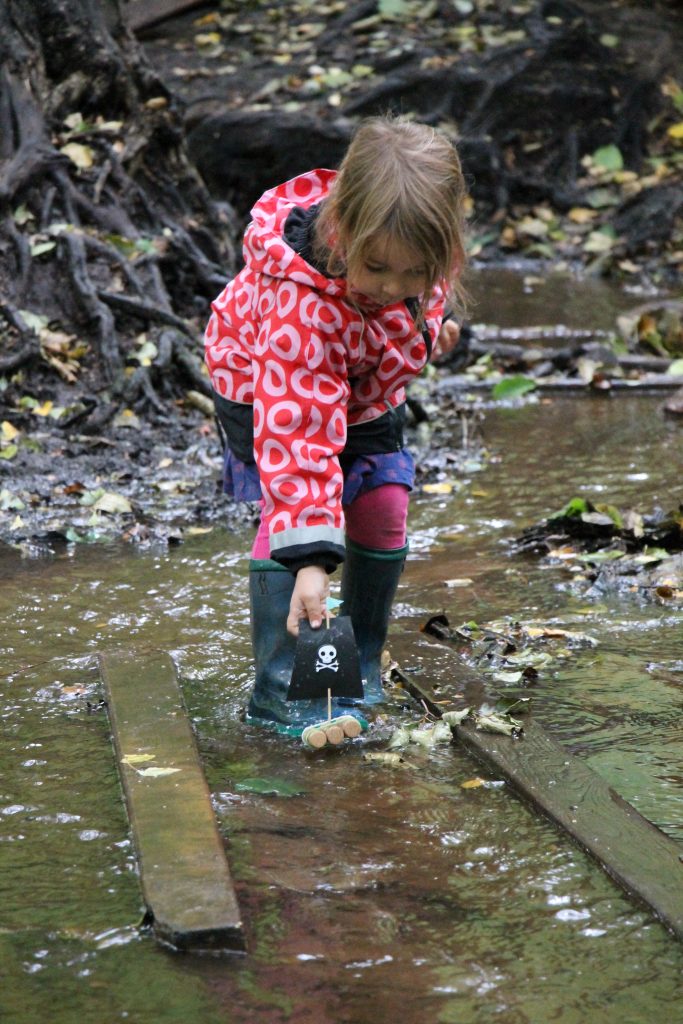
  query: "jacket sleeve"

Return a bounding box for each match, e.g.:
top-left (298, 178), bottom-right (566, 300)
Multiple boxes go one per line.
top-left (204, 272), bottom-right (256, 404)
top-left (252, 280), bottom-right (350, 572)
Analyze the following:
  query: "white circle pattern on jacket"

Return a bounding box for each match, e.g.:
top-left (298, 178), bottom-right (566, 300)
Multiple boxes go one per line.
top-left (205, 169), bottom-right (446, 554)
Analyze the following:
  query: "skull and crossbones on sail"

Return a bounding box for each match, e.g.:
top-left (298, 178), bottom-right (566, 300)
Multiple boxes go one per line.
top-left (315, 643), bottom-right (339, 673)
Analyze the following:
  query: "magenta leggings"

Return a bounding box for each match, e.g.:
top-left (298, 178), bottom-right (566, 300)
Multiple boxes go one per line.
top-left (251, 484), bottom-right (409, 559)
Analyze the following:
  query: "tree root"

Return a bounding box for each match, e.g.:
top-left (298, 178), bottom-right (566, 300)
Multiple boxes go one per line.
top-left (0, 8), bottom-right (235, 436)
top-left (0, 304), bottom-right (40, 372)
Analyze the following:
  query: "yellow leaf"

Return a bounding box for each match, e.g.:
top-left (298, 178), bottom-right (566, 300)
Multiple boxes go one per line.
top-left (121, 753), bottom-right (156, 766)
top-left (10, 515), bottom-right (24, 530)
top-left (568, 207), bottom-right (597, 224)
top-left (667, 121), bottom-right (683, 140)
top-left (194, 11), bottom-right (220, 25)
top-left (60, 142), bottom-right (94, 169)
top-left (194, 31), bottom-right (221, 46)
top-left (1, 421), bottom-right (19, 441)
top-left (33, 400), bottom-right (53, 417)
top-left (423, 482), bottom-right (454, 495)
top-left (461, 777), bottom-right (486, 789)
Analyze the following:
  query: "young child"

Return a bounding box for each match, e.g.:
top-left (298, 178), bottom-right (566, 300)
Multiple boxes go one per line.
top-left (205, 115), bottom-right (468, 736)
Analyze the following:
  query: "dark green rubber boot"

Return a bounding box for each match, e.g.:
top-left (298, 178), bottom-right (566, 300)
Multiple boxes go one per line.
top-left (246, 559), bottom-right (368, 737)
top-left (339, 539), bottom-right (407, 705)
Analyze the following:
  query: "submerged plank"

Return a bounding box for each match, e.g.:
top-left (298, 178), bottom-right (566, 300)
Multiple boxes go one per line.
top-left (395, 669), bottom-right (683, 940)
top-left (100, 649), bottom-right (245, 952)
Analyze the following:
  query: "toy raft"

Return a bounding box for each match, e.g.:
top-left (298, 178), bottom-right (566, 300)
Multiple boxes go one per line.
top-left (100, 649), bottom-right (245, 952)
top-left (289, 615), bottom-right (364, 749)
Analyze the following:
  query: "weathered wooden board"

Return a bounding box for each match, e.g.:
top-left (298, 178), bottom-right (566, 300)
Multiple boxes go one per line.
top-left (128, 0), bottom-right (205, 32)
top-left (100, 649), bottom-right (245, 952)
top-left (395, 668), bottom-right (683, 940)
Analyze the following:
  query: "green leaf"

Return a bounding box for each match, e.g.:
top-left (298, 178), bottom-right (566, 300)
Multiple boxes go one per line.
top-left (13, 204), bottom-right (34, 226)
top-left (668, 358), bottom-right (683, 376)
top-left (0, 445), bottom-right (18, 461)
top-left (18, 311), bottom-right (49, 334)
top-left (30, 241), bottom-right (57, 257)
top-left (632, 547), bottom-right (669, 565)
top-left (0, 488), bottom-right (25, 510)
top-left (585, 187), bottom-right (620, 209)
top-left (554, 497), bottom-right (589, 518)
top-left (235, 777), bottom-right (305, 798)
top-left (492, 376), bottom-right (537, 400)
top-left (79, 487), bottom-right (106, 507)
top-left (92, 492), bottom-right (133, 514)
top-left (591, 144), bottom-right (624, 171)
top-left (379, 0), bottom-right (412, 17)
top-left (594, 503), bottom-right (623, 528)
top-left (134, 238), bottom-right (157, 255)
top-left (576, 549), bottom-right (625, 563)
top-left (583, 227), bottom-right (616, 253)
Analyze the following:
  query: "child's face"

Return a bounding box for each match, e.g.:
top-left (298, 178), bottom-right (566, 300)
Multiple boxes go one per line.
top-left (346, 235), bottom-right (428, 310)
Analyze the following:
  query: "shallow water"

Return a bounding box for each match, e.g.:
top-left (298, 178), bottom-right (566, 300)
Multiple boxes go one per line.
top-left (2, 384), bottom-right (682, 1017)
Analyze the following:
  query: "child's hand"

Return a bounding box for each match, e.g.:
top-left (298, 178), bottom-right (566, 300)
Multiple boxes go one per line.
top-left (287, 565), bottom-right (330, 636)
top-left (434, 318), bottom-right (461, 359)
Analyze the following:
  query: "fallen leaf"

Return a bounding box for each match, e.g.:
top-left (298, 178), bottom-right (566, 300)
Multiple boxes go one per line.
top-left (137, 767), bottom-right (181, 778)
top-left (1, 421), bottom-right (19, 441)
top-left (30, 241), bottom-right (57, 257)
top-left (492, 375), bottom-right (537, 400)
top-left (568, 206), bottom-right (597, 224)
top-left (591, 144), bottom-right (624, 172)
top-left (441, 708), bottom-right (472, 727)
top-left (362, 752), bottom-right (408, 767)
top-left (60, 142), bottom-right (95, 169)
top-left (121, 753), bottom-right (156, 766)
top-left (92, 492), bottom-right (133, 514)
top-left (461, 777), bottom-right (486, 789)
top-left (423, 481), bottom-right (455, 494)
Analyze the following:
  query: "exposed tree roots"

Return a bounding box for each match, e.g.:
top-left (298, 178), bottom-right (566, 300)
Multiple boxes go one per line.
top-left (0, 0), bottom-right (235, 433)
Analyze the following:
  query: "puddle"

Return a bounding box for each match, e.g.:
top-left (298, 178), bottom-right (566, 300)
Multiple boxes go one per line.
top-left (1, 275), bottom-right (682, 1021)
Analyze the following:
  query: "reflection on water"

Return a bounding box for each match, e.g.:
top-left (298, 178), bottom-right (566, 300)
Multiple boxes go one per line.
top-left (1, 393), bottom-right (682, 1023)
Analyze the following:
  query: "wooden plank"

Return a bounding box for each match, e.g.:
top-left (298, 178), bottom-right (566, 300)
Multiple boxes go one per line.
top-left (394, 668), bottom-right (683, 940)
top-left (128, 0), bottom-right (206, 32)
top-left (100, 650), bottom-right (245, 952)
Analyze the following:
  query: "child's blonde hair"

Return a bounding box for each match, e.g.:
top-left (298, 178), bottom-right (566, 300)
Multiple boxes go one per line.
top-left (316, 115), bottom-right (469, 319)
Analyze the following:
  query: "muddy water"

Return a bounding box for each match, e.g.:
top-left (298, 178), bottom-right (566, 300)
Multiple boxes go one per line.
top-left (2, 292), bottom-right (682, 1022)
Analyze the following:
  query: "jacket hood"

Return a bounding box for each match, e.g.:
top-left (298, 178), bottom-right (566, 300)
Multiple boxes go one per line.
top-left (242, 169), bottom-right (346, 299)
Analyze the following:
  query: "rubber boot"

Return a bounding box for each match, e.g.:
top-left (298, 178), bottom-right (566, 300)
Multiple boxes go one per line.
top-left (340, 539), bottom-right (407, 705)
top-left (246, 559), bottom-right (367, 738)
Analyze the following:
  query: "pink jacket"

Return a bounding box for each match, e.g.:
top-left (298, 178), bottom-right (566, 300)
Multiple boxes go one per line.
top-left (205, 169), bottom-right (445, 567)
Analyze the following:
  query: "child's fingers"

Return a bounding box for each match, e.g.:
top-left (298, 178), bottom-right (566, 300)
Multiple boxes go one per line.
top-left (286, 594), bottom-right (325, 636)
top-left (435, 319), bottom-right (460, 356)
top-left (287, 566), bottom-right (329, 635)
